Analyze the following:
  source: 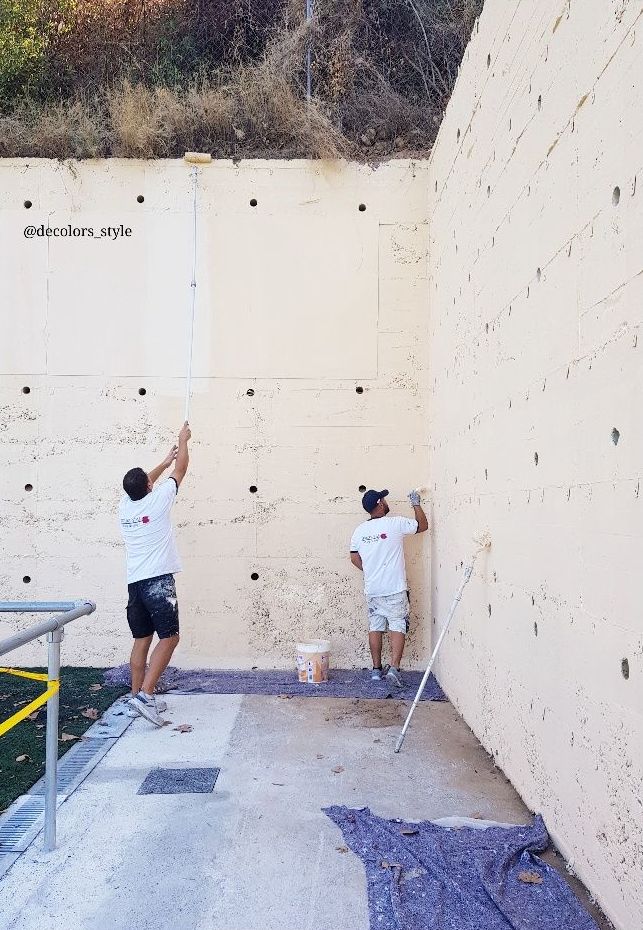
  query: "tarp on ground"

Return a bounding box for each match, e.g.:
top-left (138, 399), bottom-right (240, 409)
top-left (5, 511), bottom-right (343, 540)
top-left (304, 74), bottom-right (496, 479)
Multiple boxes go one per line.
top-left (324, 806), bottom-right (599, 930)
top-left (104, 666), bottom-right (446, 701)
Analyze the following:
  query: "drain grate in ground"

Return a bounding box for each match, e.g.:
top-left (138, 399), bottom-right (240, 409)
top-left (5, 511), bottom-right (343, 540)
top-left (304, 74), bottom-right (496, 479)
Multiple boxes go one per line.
top-left (0, 795), bottom-right (64, 853)
top-left (30, 739), bottom-right (114, 796)
top-left (138, 767), bottom-right (220, 795)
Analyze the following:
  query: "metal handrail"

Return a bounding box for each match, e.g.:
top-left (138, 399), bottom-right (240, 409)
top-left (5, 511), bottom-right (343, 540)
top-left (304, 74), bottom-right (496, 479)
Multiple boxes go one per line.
top-left (0, 600), bottom-right (96, 851)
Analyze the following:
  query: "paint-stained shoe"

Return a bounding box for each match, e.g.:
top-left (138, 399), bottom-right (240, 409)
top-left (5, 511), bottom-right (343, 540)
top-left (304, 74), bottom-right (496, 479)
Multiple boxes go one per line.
top-left (130, 693), bottom-right (166, 727)
top-left (386, 666), bottom-right (404, 688)
top-left (371, 667), bottom-right (384, 681)
top-left (125, 695), bottom-right (167, 717)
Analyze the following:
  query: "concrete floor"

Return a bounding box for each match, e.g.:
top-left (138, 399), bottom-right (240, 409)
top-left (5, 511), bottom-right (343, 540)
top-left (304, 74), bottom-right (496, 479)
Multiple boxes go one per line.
top-left (0, 694), bottom-right (610, 930)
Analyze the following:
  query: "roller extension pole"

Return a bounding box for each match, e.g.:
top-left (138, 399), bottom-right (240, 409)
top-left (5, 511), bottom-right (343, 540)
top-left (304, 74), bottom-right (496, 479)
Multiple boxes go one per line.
top-left (184, 165), bottom-right (198, 423)
top-left (182, 152), bottom-right (211, 423)
top-left (394, 538), bottom-right (489, 754)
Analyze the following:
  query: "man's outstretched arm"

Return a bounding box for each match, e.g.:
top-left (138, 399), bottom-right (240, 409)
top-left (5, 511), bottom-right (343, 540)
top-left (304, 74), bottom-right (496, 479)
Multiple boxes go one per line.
top-left (408, 491), bottom-right (429, 533)
top-left (170, 421), bottom-right (191, 487)
top-left (148, 445), bottom-right (178, 486)
top-left (350, 552), bottom-right (363, 571)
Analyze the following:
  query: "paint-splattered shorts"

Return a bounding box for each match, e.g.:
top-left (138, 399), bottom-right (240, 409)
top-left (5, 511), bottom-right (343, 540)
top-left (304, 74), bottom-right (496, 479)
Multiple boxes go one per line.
top-left (366, 590), bottom-right (410, 634)
top-left (127, 574), bottom-right (179, 639)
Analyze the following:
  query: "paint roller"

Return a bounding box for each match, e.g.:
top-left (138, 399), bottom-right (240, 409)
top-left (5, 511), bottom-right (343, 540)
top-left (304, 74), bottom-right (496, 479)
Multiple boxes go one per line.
top-left (182, 152), bottom-right (212, 422)
top-left (394, 530), bottom-right (491, 753)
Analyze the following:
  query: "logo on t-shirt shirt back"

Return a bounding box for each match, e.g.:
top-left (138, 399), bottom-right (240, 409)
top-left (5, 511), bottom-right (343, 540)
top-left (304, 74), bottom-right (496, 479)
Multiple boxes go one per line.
top-left (362, 532), bottom-right (388, 543)
top-left (142, 516), bottom-right (150, 524)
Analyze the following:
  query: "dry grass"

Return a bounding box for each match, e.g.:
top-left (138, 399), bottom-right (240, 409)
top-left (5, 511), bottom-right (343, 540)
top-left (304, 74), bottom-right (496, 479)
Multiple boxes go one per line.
top-left (0, 0), bottom-right (482, 160)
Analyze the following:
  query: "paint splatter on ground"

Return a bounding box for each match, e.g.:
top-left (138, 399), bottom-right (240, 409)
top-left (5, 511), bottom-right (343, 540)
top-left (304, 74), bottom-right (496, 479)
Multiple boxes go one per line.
top-left (104, 666), bottom-right (446, 702)
top-left (324, 807), bottom-right (600, 930)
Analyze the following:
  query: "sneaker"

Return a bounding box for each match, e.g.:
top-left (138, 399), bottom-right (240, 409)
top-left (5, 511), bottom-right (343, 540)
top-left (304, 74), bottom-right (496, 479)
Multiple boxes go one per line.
top-left (129, 692), bottom-right (166, 727)
top-left (124, 695), bottom-right (167, 717)
top-left (371, 667), bottom-right (384, 681)
top-left (386, 666), bottom-right (404, 688)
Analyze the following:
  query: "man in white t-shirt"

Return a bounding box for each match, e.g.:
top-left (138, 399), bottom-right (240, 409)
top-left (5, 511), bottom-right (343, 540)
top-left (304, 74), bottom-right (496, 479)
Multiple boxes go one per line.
top-left (350, 488), bottom-right (428, 687)
top-left (118, 421), bottom-right (191, 726)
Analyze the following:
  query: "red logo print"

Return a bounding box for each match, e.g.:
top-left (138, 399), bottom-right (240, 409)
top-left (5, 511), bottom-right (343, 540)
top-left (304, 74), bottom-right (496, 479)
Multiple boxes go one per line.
top-left (380, 533), bottom-right (387, 539)
top-left (142, 516), bottom-right (150, 524)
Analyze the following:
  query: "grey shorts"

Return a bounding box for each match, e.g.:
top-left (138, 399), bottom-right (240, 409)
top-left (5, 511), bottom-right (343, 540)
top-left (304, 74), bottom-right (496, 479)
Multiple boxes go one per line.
top-left (366, 590), bottom-right (410, 634)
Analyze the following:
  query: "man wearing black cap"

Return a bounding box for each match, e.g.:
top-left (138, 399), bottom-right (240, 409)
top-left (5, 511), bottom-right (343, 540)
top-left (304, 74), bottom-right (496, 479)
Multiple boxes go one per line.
top-left (350, 489), bottom-right (428, 686)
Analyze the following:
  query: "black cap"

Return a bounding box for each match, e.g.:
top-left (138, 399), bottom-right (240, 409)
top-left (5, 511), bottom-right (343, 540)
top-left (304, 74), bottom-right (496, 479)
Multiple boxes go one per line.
top-left (362, 489), bottom-right (389, 513)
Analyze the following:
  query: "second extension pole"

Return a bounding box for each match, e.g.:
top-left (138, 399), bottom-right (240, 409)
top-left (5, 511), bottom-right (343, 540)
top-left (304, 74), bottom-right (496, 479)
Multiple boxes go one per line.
top-left (394, 557), bottom-right (478, 754)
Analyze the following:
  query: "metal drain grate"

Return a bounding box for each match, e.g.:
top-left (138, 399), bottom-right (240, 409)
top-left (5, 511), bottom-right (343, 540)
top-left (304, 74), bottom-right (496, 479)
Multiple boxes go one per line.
top-left (0, 796), bottom-right (65, 853)
top-left (30, 738), bottom-right (115, 797)
top-left (138, 767), bottom-right (220, 795)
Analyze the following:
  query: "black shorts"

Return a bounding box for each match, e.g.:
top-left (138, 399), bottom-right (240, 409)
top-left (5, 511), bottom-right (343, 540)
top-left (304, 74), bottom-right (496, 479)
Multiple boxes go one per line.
top-left (127, 574), bottom-right (179, 639)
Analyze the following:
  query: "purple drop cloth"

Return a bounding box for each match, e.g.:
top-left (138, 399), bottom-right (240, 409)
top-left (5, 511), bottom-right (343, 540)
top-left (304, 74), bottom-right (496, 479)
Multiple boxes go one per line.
top-left (103, 665), bottom-right (446, 702)
top-left (324, 807), bottom-right (600, 930)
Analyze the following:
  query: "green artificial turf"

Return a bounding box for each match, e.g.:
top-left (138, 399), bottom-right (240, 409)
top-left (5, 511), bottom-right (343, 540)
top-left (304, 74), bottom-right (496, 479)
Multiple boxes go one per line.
top-left (0, 667), bottom-right (128, 812)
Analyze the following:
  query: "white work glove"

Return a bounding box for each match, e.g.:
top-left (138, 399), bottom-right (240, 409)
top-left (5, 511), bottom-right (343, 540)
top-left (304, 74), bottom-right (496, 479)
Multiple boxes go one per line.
top-left (407, 490), bottom-right (421, 506)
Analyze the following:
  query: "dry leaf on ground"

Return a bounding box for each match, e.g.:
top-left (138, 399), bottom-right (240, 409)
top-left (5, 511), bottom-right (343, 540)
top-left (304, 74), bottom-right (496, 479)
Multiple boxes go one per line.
top-left (60, 733), bottom-right (79, 742)
top-left (336, 845), bottom-right (349, 853)
top-left (81, 708), bottom-right (99, 720)
top-left (331, 765), bottom-right (344, 774)
top-left (89, 684), bottom-right (102, 692)
top-left (316, 753), bottom-right (324, 759)
top-left (15, 754), bottom-right (31, 762)
top-left (400, 828), bottom-right (419, 836)
top-left (518, 871), bottom-right (543, 884)
top-left (172, 724), bottom-right (193, 733)
top-left (27, 712), bottom-right (39, 721)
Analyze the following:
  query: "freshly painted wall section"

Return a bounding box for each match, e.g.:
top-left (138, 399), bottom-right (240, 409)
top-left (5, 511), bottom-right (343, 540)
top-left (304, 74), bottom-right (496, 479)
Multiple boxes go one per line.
top-left (427, 2), bottom-right (642, 927)
top-left (0, 159), bottom-right (430, 670)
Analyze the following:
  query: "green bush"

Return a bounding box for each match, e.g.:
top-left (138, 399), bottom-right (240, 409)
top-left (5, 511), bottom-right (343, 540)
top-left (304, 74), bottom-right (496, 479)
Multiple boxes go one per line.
top-left (0, 0), bottom-right (76, 101)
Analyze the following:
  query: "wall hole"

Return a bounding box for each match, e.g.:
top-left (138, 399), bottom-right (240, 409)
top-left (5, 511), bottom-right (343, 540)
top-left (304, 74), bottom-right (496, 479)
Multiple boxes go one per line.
top-left (250, 198), bottom-right (258, 207)
top-left (536, 267), bottom-right (542, 282)
top-left (534, 452), bottom-right (539, 465)
top-left (534, 622), bottom-right (538, 637)
top-left (358, 485), bottom-right (366, 493)
top-left (23, 576), bottom-right (31, 584)
top-left (487, 53), bottom-right (491, 68)
top-left (355, 386), bottom-right (364, 394)
top-left (537, 94), bottom-right (542, 111)
top-left (509, 118), bottom-right (512, 131)
top-left (457, 128), bottom-right (461, 141)
top-left (488, 604), bottom-right (491, 616)
top-left (249, 485), bottom-right (258, 494)
top-left (484, 468), bottom-right (488, 480)
top-left (612, 186), bottom-right (620, 206)
top-left (246, 388), bottom-right (255, 397)
top-left (22, 386), bottom-right (31, 394)
top-left (485, 322), bottom-right (489, 333)
top-left (611, 427), bottom-right (620, 446)
top-left (24, 483), bottom-right (33, 492)
top-left (434, 180), bottom-right (438, 192)
top-left (136, 195), bottom-right (145, 204)
top-left (250, 572), bottom-right (259, 581)
top-left (358, 203), bottom-right (366, 212)
top-left (24, 200), bottom-right (32, 209)
top-left (621, 658), bottom-right (629, 680)
top-left (138, 387), bottom-right (147, 396)
top-left (486, 185), bottom-right (491, 197)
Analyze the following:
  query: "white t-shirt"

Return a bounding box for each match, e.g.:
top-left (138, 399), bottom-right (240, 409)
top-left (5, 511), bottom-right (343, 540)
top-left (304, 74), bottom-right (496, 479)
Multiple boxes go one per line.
top-left (350, 515), bottom-right (418, 597)
top-left (119, 478), bottom-right (182, 584)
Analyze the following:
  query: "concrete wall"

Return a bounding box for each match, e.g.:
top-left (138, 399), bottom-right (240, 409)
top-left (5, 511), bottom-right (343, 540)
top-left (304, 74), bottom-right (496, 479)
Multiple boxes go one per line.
top-left (427, 1), bottom-right (642, 927)
top-left (0, 159), bottom-right (431, 670)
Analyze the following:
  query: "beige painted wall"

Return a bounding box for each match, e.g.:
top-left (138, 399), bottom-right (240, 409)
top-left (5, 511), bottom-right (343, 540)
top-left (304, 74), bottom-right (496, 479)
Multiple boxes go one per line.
top-left (0, 159), bottom-right (431, 671)
top-left (427, 1), bottom-right (642, 927)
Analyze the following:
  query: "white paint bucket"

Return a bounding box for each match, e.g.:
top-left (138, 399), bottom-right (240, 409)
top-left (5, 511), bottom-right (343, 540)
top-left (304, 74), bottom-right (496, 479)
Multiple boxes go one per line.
top-left (296, 640), bottom-right (331, 684)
